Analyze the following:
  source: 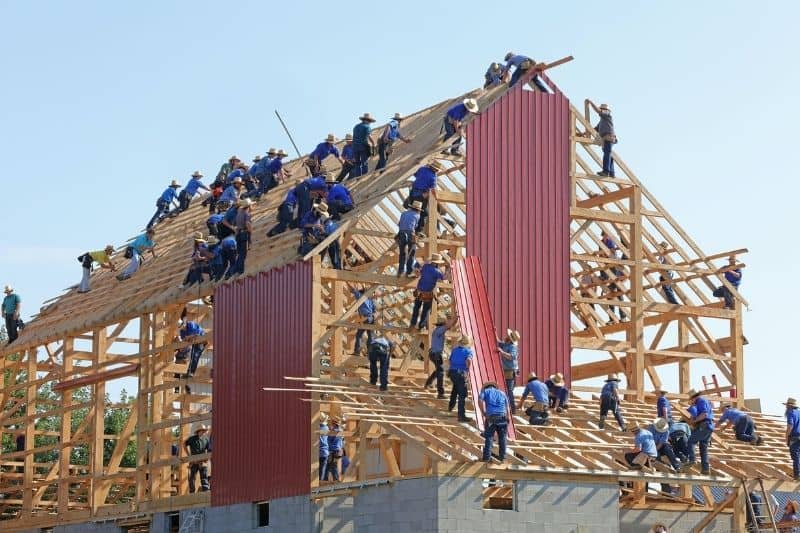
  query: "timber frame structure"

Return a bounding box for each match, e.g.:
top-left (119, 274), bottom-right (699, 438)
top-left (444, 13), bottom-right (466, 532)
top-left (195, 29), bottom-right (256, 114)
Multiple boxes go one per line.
top-left (0, 59), bottom-right (795, 532)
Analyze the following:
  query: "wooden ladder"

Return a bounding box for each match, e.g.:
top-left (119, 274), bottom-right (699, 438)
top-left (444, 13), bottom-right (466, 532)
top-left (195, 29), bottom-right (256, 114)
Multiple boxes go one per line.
top-left (743, 478), bottom-right (778, 533)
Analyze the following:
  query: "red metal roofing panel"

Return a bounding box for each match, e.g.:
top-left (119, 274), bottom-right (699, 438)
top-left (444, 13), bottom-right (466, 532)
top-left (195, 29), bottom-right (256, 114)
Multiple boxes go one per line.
top-left (466, 76), bottom-right (571, 389)
top-left (211, 261), bottom-right (312, 506)
top-left (451, 257), bottom-right (516, 440)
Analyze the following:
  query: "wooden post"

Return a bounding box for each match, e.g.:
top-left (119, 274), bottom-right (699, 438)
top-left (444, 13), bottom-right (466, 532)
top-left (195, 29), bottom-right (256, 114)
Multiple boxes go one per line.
top-left (22, 349), bottom-right (36, 512)
top-left (310, 256), bottom-right (322, 487)
top-left (58, 338), bottom-right (74, 514)
top-left (628, 186), bottom-right (645, 400)
top-left (90, 328), bottom-right (108, 514)
top-left (136, 313), bottom-right (151, 505)
top-left (731, 304), bottom-right (744, 407)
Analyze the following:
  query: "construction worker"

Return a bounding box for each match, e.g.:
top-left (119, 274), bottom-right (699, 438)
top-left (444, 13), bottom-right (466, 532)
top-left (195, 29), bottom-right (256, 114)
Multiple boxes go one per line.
top-left (180, 233), bottom-right (215, 288)
top-left (479, 382), bottom-right (510, 463)
top-left (266, 149), bottom-right (290, 192)
top-left (501, 51), bottom-right (548, 90)
top-left (266, 183), bottom-right (299, 237)
top-left (218, 176), bottom-right (244, 207)
top-left (351, 112), bottom-right (376, 178)
top-left (650, 417), bottom-right (682, 473)
top-left (117, 229), bottom-right (156, 281)
top-left (396, 200), bottom-right (422, 277)
top-left (326, 179), bottom-right (354, 220)
top-left (184, 425), bottom-right (210, 493)
top-left (307, 134), bottom-right (343, 176)
top-left (77, 245), bottom-right (116, 293)
top-left (713, 256), bottom-right (742, 310)
top-left (655, 388), bottom-right (672, 423)
top-left (368, 335), bottom-right (393, 391)
top-left (498, 329), bottom-right (520, 414)
top-left (217, 201), bottom-right (239, 239)
top-left (669, 418), bottom-right (692, 463)
top-left (326, 418), bottom-right (344, 481)
top-left (784, 397), bottom-right (800, 481)
top-left (322, 214), bottom-right (342, 270)
top-left (656, 242), bottom-right (679, 305)
top-left (227, 198), bottom-right (252, 278)
top-left (409, 253), bottom-right (448, 331)
top-left (595, 104), bottom-right (617, 177)
top-left (403, 160), bottom-right (444, 234)
top-left (253, 148), bottom-right (277, 197)
top-left (218, 235), bottom-right (238, 280)
top-left (426, 314), bottom-right (457, 398)
top-left (216, 154), bottom-right (240, 183)
top-left (295, 174), bottom-right (328, 226)
top-left (224, 160), bottom-right (248, 187)
top-left (442, 98), bottom-right (479, 156)
top-left (686, 388), bottom-right (714, 475)
top-left (545, 372), bottom-right (569, 412)
top-left (599, 373), bottom-right (626, 431)
top-left (206, 210), bottom-right (224, 238)
top-left (484, 62), bottom-right (504, 88)
top-left (2, 286), bottom-right (21, 344)
top-left (146, 179), bottom-right (182, 229)
top-left (351, 287), bottom-right (376, 356)
top-left (518, 372), bottom-right (550, 426)
top-left (179, 319), bottom-right (206, 377)
top-left (624, 422), bottom-right (657, 469)
top-left (448, 335), bottom-right (474, 422)
top-left (777, 500), bottom-right (800, 529)
top-left (298, 202), bottom-right (329, 256)
top-left (376, 113), bottom-right (411, 171)
top-left (178, 171), bottom-right (211, 212)
top-left (336, 134), bottom-right (356, 182)
top-left (318, 413), bottom-right (330, 481)
top-left (718, 403), bottom-right (763, 445)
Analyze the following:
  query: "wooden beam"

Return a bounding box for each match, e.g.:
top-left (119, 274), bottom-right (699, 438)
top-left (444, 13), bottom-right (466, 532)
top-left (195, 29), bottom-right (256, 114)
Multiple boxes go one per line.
top-left (52, 363), bottom-right (139, 392)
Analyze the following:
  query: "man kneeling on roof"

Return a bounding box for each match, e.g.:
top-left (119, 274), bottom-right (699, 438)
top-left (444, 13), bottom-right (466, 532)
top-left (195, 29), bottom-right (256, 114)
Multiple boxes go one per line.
top-left (77, 245), bottom-right (116, 293)
top-left (718, 402), bottom-right (763, 445)
top-left (650, 417), bottom-right (682, 494)
top-left (479, 381), bottom-right (510, 463)
top-left (518, 372), bottom-right (549, 426)
top-left (624, 422), bottom-right (657, 469)
top-left (669, 417), bottom-right (692, 463)
top-left (546, 372), bottom-right (569, 412)
top-left (117, 228), bottom-right (156, 281)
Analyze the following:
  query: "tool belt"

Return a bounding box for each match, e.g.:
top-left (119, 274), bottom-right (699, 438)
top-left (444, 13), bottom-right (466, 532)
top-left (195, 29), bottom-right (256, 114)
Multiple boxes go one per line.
top-left (395, 230), bottom-right (415, 245)
top-left (502, 369), bottom-right (516, 380)
top-left (486, 415), bottom-right (508, 425)
top-left (519, 59), bottom-right (534, 70)
top-left (532, 401), bottom-right (549, 412)
top-left (414, 290), bottom-right (434, 302)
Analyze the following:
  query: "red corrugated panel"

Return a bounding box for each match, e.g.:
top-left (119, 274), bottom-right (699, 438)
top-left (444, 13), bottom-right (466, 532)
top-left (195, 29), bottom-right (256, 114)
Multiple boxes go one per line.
top-left (466, 76), bottom-right (571, 388)
top-left (211, 261), bottom-right (312, 506)
top-left (451, 257), bottom-right (516, 440)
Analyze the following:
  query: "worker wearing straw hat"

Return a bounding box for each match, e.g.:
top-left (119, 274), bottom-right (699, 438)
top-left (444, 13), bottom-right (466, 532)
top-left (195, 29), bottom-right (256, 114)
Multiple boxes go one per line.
top-left (264, 149), bottom-right (290, 192)
top-left (178, 170), bottom-right (211, 212)
top-left (498, 329), bottom-right (520, 414)
top-left (479, 381), bottom-right (510, 463)
top-left (403, 159), bottom-right (445, 234)
top-left (778, 500), bottom-right (800, 529)
top-left (77, 245), bottom-right (116, 293)
top-left (336, 134), bottom-right (356, 182)
top-left (655, 387), bottom-right (672, 424)
top-left (655, 242), bottom-right (679, 305)
top-left (146, 179), bottom-right (182, 229)
top-left (546, 372), bottom-right (570, 412)
top-left (785, 397), bottom-right (800, 480)
top-left (442, 98), bottom-right (479, 156)
top-left (267, 181), bottom-right (300, 238)
top-left (307, 133), bottom-right (344, 176)
top-left (226, 198), bottom-right (253, 278)
top-left (396, 200), bottom-right (423, 277)
top-left (325, 417), bottom-right (345, 482)
top-left (376, 112), bottom-right (411, 171)
top-left (409, 253), bottom-right (449, 331)
top-left (718, 403), bottom-right (763, 445)
top-left (649, 417), bottom-right (682, 476)
top-left (425, 313), bottom-right (457, 398)
top-left (599, 373), bottom-right (627, 431)
top-left (2, 285), bottom-right (21, 344)
top-left (594, 103), bottom-right (617, 178)
top-left (117, 228), bottom-right (156, 282)
top-left (686, 388), bottom-right (715, 475)
top-left (368, 335), bottom-right (393, 391)
top-left (184, 424), bottom-right (210, 493)
top-left (448, 335), bottom-right (474, 423)
top-left (351, 112), bottom-right (376, 178)
top-left (484, 61), bottom-right (504, 89)
top-left (712, 256), bottom-right (743, 310)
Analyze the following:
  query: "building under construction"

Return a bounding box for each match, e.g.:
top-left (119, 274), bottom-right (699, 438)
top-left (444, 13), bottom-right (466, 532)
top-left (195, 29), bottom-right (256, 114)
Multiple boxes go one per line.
top-left (0, 58), bottom-right (797, 533)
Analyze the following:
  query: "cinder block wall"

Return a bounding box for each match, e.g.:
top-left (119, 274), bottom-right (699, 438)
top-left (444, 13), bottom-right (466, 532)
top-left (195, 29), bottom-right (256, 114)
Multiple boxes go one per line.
top-left (619, 509), bottom-right (733, 533)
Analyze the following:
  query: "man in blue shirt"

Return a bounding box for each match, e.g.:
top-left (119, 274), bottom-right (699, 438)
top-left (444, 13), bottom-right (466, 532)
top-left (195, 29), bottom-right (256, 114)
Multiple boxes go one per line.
top-left (656, 388), bottom-right (672, 423)
top-left (396, 201), bottom-right (422, 277)
top-left (2, 286), bottom-right (21, 344)
top-left (713, 256), bottom-right (743, 310)
top-left (448, 335), bottom-right (474, 422)
top-left (351, 112), bottom-right (376, 178)
top-left (307, 134), bottom-right (343, 176)
top-left (599, 373), bottom-right (626, 431)
top-left (669, 419), bottom-right (692, 463)
top-left (117, 228), bottom-right (156, 281)
top-left (178, 171), bottom-right (211, 212)
top-left (501, 51), bottom-right (548, 91)
top-left (179, 319), bottom-right (206, 377)
top-left (442, 98), bottom-right (479, 156)
top-left (368, 336), bottom-right (393, 391)
top-left (686, 389), bottom-right (715, 474)
top-left (217, 204), bottom-right (239, 239)
top-left (718, 403), bottom-right (763, 445)
top-left (649, 417), bottom-right (681, 473)
top-left (226, 199), bottom-right (252, 279)
top-left (180, 234), bottom-right (216, 287)
top-left (218, 177), bottom-right (244, 206)
top-left (784, 397), bottom-right (800, 480)
top-left (318, 413), bottom-right (330, 481)
top-left (546, 372), bottom-right (569, 412)
top-left (409, 254), bottom-right (448, 330)
top-left (294, 175), bottom-right (328, 227)
top-left (206, 211), bottom-right (224, 238)
top-left (251, 148), bottom-right (276, 198)
top-left (498, 329), bottom-right (520, 414)
top-left (518, 372), bottom-right (550, 426)
top-left (147, 179), bottom-right (181, 229)
top-left (325, 418), bottom-right (345, 482)
top-left (297, 203), bottom-right (330, 257)
top-left (351, 288), bottom-right (376, 355)
top-left (624, 422), bottom-right (658, 469)
top-left (267, 184), bottom-right (299, 237)
top-left (336, 134), bottom-right (356, 182)
top-left (425, 313), bottom-right (457, 398)
top-left (479, 382), bottom-right (510, 463)
top-left (218, 235), bottom-right (238, 280)
top-left (376, 113), bottom-right (411, 171)
top-left (326, 181), bottom-right (354, 220)
top-left (403, 160), bottom-right (444, 235)
top-left (484, 62), bottom-right (504, 89)
top-left (263, 149), bottom-right (289, 193)
top-left (323, 216), bottom-right (342, 270)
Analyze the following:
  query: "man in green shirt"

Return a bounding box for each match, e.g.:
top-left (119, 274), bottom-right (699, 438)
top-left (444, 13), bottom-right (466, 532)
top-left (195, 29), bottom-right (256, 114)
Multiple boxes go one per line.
top-left (2, 286), bottom-right (21, 343)
top-left (184, 425), bottom-right (210, 492)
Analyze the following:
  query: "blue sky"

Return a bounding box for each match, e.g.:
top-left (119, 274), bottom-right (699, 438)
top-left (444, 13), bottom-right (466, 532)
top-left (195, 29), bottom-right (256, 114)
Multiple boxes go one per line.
top-left (0, 1), bottom-right (797, 414)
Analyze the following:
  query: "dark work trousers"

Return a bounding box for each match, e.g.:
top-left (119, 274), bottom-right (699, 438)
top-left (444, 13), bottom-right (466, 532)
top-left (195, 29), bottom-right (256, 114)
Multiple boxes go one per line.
top-left (188, 462), bottom-right (209, 492)
top-left (294, 184), bottom-right (312, 226)
top-left (657, 442), bottom-right (681, 470)
top-left (318, 456), bottom-right (328, 481)
top-left (219, 247), bottom-right (237, 279)
top-left (599, 394), bottom-right (626, 430)
top-left (217, 223), bottom-right (235, 240)
top-left (352, 144), bottom-right (370, 178)
top-left (549, 387), bottom-right (569, 409)
top-left (790, 437), bottom-right (800, 477)
top-left (336, 162), bottom-right (354, 182)
top-left (226, 232), bottom-right (249, 278)
top-left (376, 140), bottom-right (394, 170)
top-left (187, 343), bottom-right (206, 376)
top-left (602, 140), bottom-right (616, 176)
top-left (624, 452), bottom-right (654, 469)
top-left (712, 285), bottom-right (736, 309)
top-left (404, 191), bottom-right (429, 233)
top-left (183, 263), bottom-right (208, 286)
top-left (661, 276), bottom-right (679, 304)
top-left (448, 369), bottom-right (469, 419)
top-left (178, 190), bottom-right (192, 211)
top-left (442, 118), bottom-right (461, 153)
top-left (396, 230), bottom-right (417, 276)
top-left (206, 221), bottom-right (219, 238)
top-left (687, 424), bottom-right (713, 471)
top-left (525, 405), bottom-right (549, 426)
top-left (353, 315), bottom-right (374, 354)
top-left (147, 199), bottom-right (169, 229)
top-left (425, 350), bottom-right (445, 395)
top-left (509, 67), bottom-right (549, 91)
top-left (325, 453), bottom-right (341, 481)
top-left (328, 200), bottom-right (353, 221)
top-left (368, 347), bottom-right (389, 390)
top-left (669, 432), bottom-right (690, 461)
top-left (504, 374), bottom-right (517, 414)
top-left (410, 295), bottom-right (433, 330)
top-left (327, 240), bottom-right (342, 270)
top-left (4, 313), bottom-right (19, 343)
top-left (267, 202), bottom-right (296, 237)
top-left (483, 415), bottom-right (508, 461)
top-left (734, 415), bottom-right (757, 443)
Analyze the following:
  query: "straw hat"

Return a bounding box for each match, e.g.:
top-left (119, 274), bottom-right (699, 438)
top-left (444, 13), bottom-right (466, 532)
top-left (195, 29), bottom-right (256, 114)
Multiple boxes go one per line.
top-left (193, 231), bottom-right (205, 242)
top-left (344, 133), bottom-right (353, 141)
top-left (605, 373), bottom-right (620, 382)
top-left (599, 103), bottom-right (611, 112)
top-left (653, 417), bottom-right (669, 433)
top-left (507, 329), bottom-right (521, 344)
top-left (319, 412), bottom-right (329, 423)
top-left (428, 160), bottom-right (444, 173)
top-left (169, 179), bottom-right (181, 188)
top-left (276, 149), bottom-right (288, 157)
top-left (104, 245), bottom-right (115, 253)
top-left (359, 112), bottom-right (376, 123)
top-left (489, 62), bottom-right (501, 72)
top-left (687, 388), bottom-right (702, 399)
top-left (527, 372), bottom-right (538, 381)
top-left (629, 422), bottom-right (643, 432)
top-left (325, 133), bottom-right (336, 143)
top-left (3, 285), bottom-right (12, 294)
top-left (430, 253), bottom-right (446, 265)
top-left (458, 335), bottom-right (473, 347)
top-left (550, 372), bottom-right (565, 386)
top-left (786, 501), bottom-right (800, 514)
top-left (229, 155), bottom-right (240, 161)
top-left (392, 112), bottom-right (403, 121)
top-left (267, 147), bottom-right (277, 155)
top-left (231, 177), bottom-right (243, 184)
top-left (504, 52), bottom-right (514, 61)
top-left (658, 241), bottom-right (669, 250)
top-left (649, 524), bottom-right (668, 533)
top-left (315, 201), bottom-right (329, 215)
top-left (482, 381), bottom-right (498, 390)
top-left (784, 397), bottom-right (798, 408)
top-left (195, 424), bottom-right (208, 433)
top-left (435, 313), bottom-right (450, 326)
top-left (654, 387), bottom-right (667, 394)
top-left (463, 98), bottom-right (479, 113)
top-left (191, 170), bottom-right (203, 178)
top-left (252, 155), bottom-right (261, 162)
top-left (409, 200), bottom-right (423, 211)
top-left (719, 402), bottom-right (732, 410)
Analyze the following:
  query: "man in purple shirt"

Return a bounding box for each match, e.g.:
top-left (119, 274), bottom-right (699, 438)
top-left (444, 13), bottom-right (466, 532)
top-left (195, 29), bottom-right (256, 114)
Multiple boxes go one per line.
top-left (409, 254), bottom-right (448, 330)
top-left (442, 98), bottom-right (479, 156)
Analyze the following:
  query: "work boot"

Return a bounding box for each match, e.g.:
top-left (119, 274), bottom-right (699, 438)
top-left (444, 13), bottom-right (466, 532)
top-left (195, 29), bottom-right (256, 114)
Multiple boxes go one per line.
top-left (701, 467), bottom-right (710, 475)
top-left (458, 416), bottom-right (473, 423)
top-left (755, 435), bottom-right (764, 446)
top-left (598, 416), bottom-right (606, 429)
top-left (437, 393), bottom-right (446, 399)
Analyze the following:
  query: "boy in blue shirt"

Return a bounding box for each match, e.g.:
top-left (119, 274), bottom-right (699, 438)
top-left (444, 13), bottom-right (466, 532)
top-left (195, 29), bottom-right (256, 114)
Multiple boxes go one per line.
top-left (117, 229), bottom-right (156, 281)
top-left (147, 179), bottom-right (181, 229)
top-left (712, 256), bottom-right (743, 310)
top-left (425, 313), bottom-right (457, 398)
top-left (326, 181), bottom-right (354, 220)
top-left (650, 417), bottom-right (681, 473)
top-left (336, 134), bottom-right (356, 182)
top-left (448, 336), bottom-right (474, 422)
top-left (718, 403), bottom-right (762, 445)
top-left (501, 51), bottom-right (548, 90)
top-left (403, 160), bottom-right (444, 234)
top-left (669, 419), bottom-right (692, 463)
top-left (545, 372), bottom-right (569, 412)
top-left (498, 329), bottom-right (520, 414)
top-left (656, 388), bottom-right (672, 423)
top-left (784, 397), bottom-right (800, 480)
top-left (478, 382), bottom-right (509, 463)
top-left (178, 319), bottom-right (206, 377)
top-left (442, 98), bottom-right (479, 155)
top-left (266, 185), bottom-right (299, 237)
top-left (307, 134), bottom-right (343, 176)
top-left (686, 389), bottom-right (715, 474)
top-left (599, 373), bottom-right (626, 431)
top-left (518, 372), bottom-right (550, 426)
top-left (409, 254), bottom-right (448, 330)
